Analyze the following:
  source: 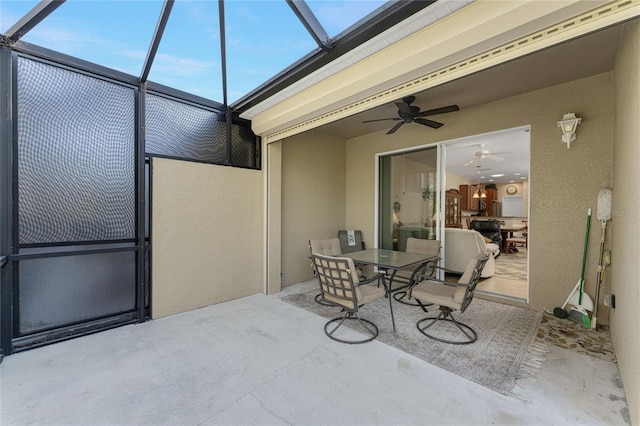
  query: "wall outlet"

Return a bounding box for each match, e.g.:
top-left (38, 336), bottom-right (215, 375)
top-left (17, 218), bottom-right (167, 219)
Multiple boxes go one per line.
top-left (604, 294), bottom-right (616, 308)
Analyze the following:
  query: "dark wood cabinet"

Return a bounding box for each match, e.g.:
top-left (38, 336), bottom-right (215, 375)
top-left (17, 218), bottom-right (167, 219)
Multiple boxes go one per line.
top-left (459, 184), bottom-right (478, 211)
top-left (460, 185), bottom-right (499, 213)
top-left (445, 189), bottom-right (462, 228)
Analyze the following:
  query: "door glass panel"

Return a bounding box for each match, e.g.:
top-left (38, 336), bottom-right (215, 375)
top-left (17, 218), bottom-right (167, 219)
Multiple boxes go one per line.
top-left (379, 147), bottom-right (438, 251)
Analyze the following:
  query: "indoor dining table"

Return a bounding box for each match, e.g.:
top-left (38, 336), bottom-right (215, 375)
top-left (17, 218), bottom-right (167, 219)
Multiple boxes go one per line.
top-left (341, 248), bottom-right (438, 332)
top-left (500, 225), bottom-right (525, 252)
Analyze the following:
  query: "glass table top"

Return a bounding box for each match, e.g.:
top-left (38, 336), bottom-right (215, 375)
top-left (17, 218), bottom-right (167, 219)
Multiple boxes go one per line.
top-left (342, 249), bottom-right (436, 269)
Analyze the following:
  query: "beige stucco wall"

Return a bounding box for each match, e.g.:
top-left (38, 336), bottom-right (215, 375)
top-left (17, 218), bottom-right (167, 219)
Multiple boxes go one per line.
top-left (611, 19), bottom-right (640, 426)
top-left (280, 132), bottom-right (346, 286)
top-left (344, 73), bottom-right (613, 314)
top-left (151, 158), bottom-right (263, 318)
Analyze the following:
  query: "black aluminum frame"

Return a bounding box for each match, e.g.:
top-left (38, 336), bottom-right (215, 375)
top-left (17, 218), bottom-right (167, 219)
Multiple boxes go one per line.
top-left (0, 46), bottom-right (12, 357)
top-left (0, 51), bottom-right (147, 354)
top-left (0, 0), bottom-right (418, 354)
top-left (0, 0), bottom-right (436, 123)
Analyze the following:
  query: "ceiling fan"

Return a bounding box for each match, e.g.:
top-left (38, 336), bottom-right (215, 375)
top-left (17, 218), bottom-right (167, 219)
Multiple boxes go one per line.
top-left (362, 95), bottom-right (460, 135)
top-left (463, 143), bottom-right (507, 166)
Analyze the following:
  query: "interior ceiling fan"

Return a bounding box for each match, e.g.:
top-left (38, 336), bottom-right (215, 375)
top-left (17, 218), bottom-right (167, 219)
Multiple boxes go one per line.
top-left (362, 95), bottom-right (460, 135)
top-left (463, 143), bottom-right (507, 166)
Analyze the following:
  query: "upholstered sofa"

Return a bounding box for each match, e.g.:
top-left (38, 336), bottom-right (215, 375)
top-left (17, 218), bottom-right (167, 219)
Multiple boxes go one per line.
top-left (444, 228), bottom-right (499, 278)
top-left (469, 219), bottom-right (502, 253)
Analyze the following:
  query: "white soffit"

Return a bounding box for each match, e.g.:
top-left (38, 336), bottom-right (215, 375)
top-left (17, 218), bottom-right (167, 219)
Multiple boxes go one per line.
top-left (253, 0), bottom-right (639, 142)
top-left (240, 0), bottom-right (475, 120)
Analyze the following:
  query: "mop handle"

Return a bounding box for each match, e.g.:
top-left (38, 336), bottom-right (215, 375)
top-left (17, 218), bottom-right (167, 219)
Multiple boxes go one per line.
top-left (579, 209), bottom-right (591, 305)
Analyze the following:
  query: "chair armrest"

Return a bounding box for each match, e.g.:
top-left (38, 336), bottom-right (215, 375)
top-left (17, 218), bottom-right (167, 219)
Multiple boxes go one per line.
top-left (411, 276), bottom-right (449, 286)
top-left (356, 272), bottom-right (386, 287)
top-left (430, 264), bottom-right (458, 274)
top-left (407, 276), bottom-right (456, 298)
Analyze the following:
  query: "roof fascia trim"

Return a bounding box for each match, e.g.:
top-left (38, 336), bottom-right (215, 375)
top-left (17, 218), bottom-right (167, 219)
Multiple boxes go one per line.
top-left (258, 0), bottom-right (639, 143)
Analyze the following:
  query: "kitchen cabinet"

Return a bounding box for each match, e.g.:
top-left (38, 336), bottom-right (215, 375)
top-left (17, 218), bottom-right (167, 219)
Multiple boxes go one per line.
top-left (460, 185), bottom-right (497, 213)
top-left (459, 184), bottom-right (478, 210)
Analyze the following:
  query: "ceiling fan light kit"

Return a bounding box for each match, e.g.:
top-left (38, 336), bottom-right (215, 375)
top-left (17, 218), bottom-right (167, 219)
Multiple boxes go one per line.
top-left (463, 143), bottom-right (507, 167)
top-left (362, 95), bottom-right (459, 134)
top-left (473, 165), bottom-right (487, 199)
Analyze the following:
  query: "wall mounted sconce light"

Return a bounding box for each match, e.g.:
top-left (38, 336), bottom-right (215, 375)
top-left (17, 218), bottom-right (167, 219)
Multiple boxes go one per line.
top-left (557, 113), bottom-right (582, 149)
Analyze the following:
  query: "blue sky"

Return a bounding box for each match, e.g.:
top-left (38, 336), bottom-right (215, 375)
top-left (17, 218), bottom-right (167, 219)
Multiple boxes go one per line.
top-left (1, 0), bottom-right (386, 104)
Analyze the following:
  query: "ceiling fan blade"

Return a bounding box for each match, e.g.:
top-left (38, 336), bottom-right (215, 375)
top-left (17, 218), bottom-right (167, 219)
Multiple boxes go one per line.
top-left (414, 117), bottom-right (443, 129)
top-left (395, 101), bottom-right (412, 115)
top-left (485, 155), bottom-right (505, 162)
top-left (417, 105), bottom-right (460, 117)
top-left (463, 158), bottom-right (477, 167)
top-left (387, 121), bottom-right (405, 134)
top-left (362, 117), bottom-right (401, 123)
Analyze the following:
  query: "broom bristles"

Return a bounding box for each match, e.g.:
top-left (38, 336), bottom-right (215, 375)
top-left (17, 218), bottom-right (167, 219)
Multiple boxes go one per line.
top-left (597, 188), bottom-right (612, 221)
top-left (568, 306), bottom-right (592, 328)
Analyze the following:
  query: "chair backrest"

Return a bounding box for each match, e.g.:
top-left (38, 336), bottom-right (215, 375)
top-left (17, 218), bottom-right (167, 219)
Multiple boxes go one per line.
top-left (404, 237), bottom-right (440, 278)
top-left (453, 253), bottom-right (490, 313)
top-left (405, 237), bottom-right (440, 257)
top-left (338, 230), bottom-right (365, 254)
top-left (309, 238), bottom-right (342, 256)
top-left (470, 219), bottom-right (502, 245)
top-left (311, 253), bottom-right (362, 311)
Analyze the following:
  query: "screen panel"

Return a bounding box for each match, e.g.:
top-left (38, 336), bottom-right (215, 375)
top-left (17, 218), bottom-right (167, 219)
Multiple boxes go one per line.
top-left (18, 250), bottom-right (136, 335)
top-left (16, 57), bottom-right (136, 245)
top-left (231, 121), bottom-right (258, 169)
top-left (146, 94), bottom-right (226, 163)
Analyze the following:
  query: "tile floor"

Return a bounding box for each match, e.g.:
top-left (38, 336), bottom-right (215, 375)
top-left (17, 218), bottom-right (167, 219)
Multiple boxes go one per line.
top-left (0, 285), bottom-right (630, 425)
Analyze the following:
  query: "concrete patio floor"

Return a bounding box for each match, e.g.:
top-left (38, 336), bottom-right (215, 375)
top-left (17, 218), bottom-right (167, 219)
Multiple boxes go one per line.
top-left (0, 283), bottom-right (630, 425)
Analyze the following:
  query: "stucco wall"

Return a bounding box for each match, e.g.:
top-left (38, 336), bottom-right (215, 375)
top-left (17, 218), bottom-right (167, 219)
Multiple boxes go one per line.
top-left (611, 19), bottom-right (640, 426)
top-left (281, 132), bottom-right (346, 285)
top-left (344, 73), bottom-right (613, 313)
top-left (151, 158), bottom-right (263, 318)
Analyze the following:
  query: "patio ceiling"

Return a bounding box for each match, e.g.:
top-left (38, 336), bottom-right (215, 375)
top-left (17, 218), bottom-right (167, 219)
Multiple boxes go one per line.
top-left (313, 23), bottom-right (626, 183)
top-left (317, 24), bottom-right (623, 142)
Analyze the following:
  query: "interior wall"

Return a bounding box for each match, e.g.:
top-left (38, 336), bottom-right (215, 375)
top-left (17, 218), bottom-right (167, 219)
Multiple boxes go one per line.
top-left (281, 132), bottom-right (346, 286)
top-left (611, 18), bottom-right (640, 426)
top-left (445, 171), bottom-right (469, 192)
top-left (151, 158), bottom-right (263, 318)
top-left (345, 72), bottom-right (613, 314)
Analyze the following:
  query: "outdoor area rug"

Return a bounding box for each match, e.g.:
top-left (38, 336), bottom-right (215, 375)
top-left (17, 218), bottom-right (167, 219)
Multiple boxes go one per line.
top-left (282, 288), bottom-right (545, 397)
top-left (536, 312), bottom-right (616, 362)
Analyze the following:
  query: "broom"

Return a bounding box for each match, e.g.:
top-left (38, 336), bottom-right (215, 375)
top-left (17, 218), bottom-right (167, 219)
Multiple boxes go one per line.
top-left (568, 209), bottom-right (592, 328)
top-left (591, 188), bottom-right (612, 330)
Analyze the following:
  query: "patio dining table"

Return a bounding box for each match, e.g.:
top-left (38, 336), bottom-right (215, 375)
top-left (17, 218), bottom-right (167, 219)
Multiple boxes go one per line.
top-left (341, 248), bottom-right (438, 332)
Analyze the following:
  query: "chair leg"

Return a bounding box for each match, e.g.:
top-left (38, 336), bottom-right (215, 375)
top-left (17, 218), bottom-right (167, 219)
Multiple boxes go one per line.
top-left (416, 307), bottom-right (477, 344)
top-left (324, 311), bottom-right (379, 344)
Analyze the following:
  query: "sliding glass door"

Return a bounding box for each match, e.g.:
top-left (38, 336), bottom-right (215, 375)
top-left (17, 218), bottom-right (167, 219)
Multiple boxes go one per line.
top-left (379, 147), bottom-right (440, 251)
